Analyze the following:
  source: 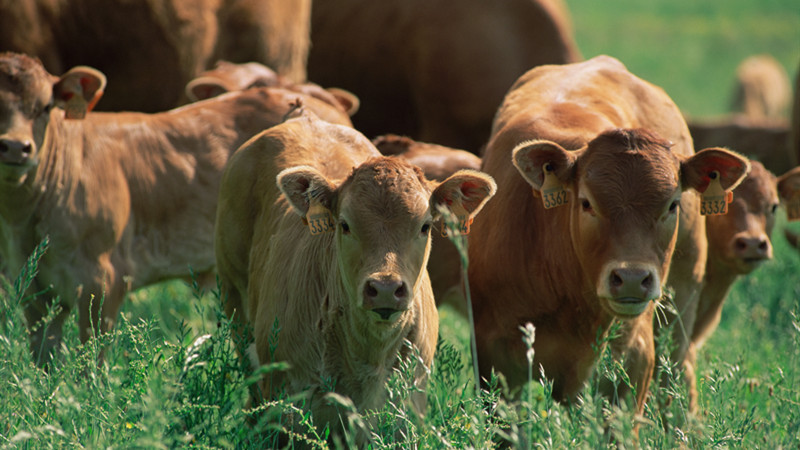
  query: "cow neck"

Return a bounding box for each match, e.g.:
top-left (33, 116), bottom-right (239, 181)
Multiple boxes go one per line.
top-left (30, 113), bottom-right (83, 214)
top-left (695, 251), bottom-right (740, 335)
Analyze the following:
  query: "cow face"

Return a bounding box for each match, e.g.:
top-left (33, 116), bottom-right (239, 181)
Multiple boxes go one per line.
top-left (279, 157), bottom-right (495, 325)
top-left (513, 128), bottom-right (749, 318)
top-left (706, 161), bottom-right (780, 274)
top-left (0, 52), bottom-right (105, 186)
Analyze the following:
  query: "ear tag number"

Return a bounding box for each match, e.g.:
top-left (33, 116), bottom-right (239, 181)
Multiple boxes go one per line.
top-left (441, 202), bottom-right (473, 237)
top-left (540, 163), bottom-right (568, 209)
top-left (786, 193), bottom-right (800, 222)
top-left (701, 171), bottom-right (732, 216)
top-left (64, 94), bottom-right (89, 119)
top-left (306, 199), bottom-right (335, 235)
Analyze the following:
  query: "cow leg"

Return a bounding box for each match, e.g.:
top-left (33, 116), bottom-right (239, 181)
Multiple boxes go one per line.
top-left (76, 254), bottom-right (128, 360)
top-left (24, 297), bottom-right (71, 366)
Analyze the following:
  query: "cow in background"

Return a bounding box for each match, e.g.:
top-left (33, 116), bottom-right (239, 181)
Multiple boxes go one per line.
top-left (308, 0), bottom-right (581, 153)
top-left (731, 54), bottom-right (792, 121)
top-left (468, 56), bottom-right (749, 419)
top-left (0, 52), bottom-right (352, 365)
top-left (214, 109), bottom-right (496, 442)
top-left (0, 0), bottom-right (311, 112)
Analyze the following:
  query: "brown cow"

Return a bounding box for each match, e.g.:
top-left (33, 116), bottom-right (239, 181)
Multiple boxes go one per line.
top-left (0, 52), bottom-right (352, 365)
top-left (214, 109), bottom-right (496, 440)
top-left (0, 0), bottom-right (311, 112)
top-left (731, 54), bottom-right (792, 121)
top-left (185, 60), bottom-right (360, 116)
top-left (468, 56), bottom-right (749, 418)
top-left (373, 134), bottom-right (483, 311)
top-left (308, 0), bottom-right (581, 153)
top-left (683, 162), bottom-right (800, 410)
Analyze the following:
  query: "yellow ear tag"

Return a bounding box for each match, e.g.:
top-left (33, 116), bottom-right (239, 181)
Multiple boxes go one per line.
top-left (540, 163), bottom-right (568, 209)
top-left (785, 192), bottom-right (800, 222)
top-left (440, 201), bottom-right (473, 237)
top-left (701, 171), bottom-right (731, 216)
top-left (306, 198), bottom-right (335, 235)
top-left (64, 94), bottom-right (89, 119)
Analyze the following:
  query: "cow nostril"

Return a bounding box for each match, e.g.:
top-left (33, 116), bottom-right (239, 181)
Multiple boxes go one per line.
top-left (610, 271), bottom-right (623, 288)
top-left (21, 142), bottom-right (32, 155)
top-left (394, 283), bottom-right (408, 299)
top-left (758, 240), bottom-right (768, 252)
top-left (735, 238), bottom-right (748, 252)
top-left (641, 273), bottom-right (653, 290)
top-left (365, 282), bottom-right (378, 299)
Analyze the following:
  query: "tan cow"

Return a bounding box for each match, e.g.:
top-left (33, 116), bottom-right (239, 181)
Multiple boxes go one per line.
top-left (308, 0), bottom-right (581, 153)
top-left (373, 134), bottom-right (482, 312)
top-left (0, 52), bottom-right (352, 365)
top-left (468, 56), bottom-right (749, 418)
top-left (0, 0), bottom-right (311, 112)
top-left (683, 162), bottom-right (800, 409)
top-left (731, 54), bottom-right (792, 121)
top-left (214, 109), bottom-right (496, 440)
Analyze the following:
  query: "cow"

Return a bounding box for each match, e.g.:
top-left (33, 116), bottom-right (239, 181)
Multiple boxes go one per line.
top-left (213, 108), bottom-right (496, 441)
top-left (731, 54), bottom-right (792, 121)
top-left (688, 116), bottom-right (792, 175)
top-left (184, 60), bottom-right (360, 117)
top-left (467, 56), bottom-right (750, 419)
top-left (0, 52), bottom-right (353, 365)
top-left (373, 134), bottom-right (482, 313)
top-left (307, 0), bottom-right (581, 153)
top-left (0, 0), bottom-right (311, 112)
top-left (682, 162), bottom-right (800, 410)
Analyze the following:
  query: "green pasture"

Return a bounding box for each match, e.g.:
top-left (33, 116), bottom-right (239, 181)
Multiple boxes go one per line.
top-left (2, 1), bottom-right (800, 448)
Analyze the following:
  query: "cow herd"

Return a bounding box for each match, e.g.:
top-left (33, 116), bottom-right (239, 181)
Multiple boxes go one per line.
top-left (1, 0), bottom-right (798, 444)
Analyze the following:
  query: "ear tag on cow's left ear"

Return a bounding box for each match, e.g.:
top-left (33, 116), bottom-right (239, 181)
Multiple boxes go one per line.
top-left (305, 198), bottom-right (335, 235)
top-left (540, 163), bottom-right (568, 209)
top-left (785, 192), bottom-right (800, 222)
top-left (701, 171), bottom-right (731, 216)
top-left (440, 201), bottom-right (473, 237)
top-left (64, 94), bottom-right (89, 120)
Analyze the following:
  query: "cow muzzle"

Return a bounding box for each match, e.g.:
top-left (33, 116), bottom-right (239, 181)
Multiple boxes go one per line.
top-left (362, 276), bottom-right (411, 322)
top-left (599, 263), bottom-right (660, 317)
top-left (0, 138), bottom-right (33, 166)
top-left (731, 232), bottom-right (772, 273)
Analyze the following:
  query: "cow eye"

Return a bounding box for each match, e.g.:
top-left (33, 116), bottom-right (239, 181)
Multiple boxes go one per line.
top-left (669, 200), bottom-right (680, 213)
top-left (580, 198), bottom-right (594, 214)
top-left (420, 223), bottom-right (431, 235)
top-left (770, 204), bottom-right (778, 214)
top-left (340, 221), bottom-right (350, 234)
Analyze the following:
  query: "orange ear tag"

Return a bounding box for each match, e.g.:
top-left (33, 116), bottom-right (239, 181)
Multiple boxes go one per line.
top-left (306, 198), bottom-right (335, 235)
top-left (540, 163), bottom-right (568, 209)
top-left (700, 171), bottom-right (732, 216)
top-left (64, 94), bottom-right (89, 119)
top-left (440, 201), bottom-right (473, 237)
top-left (785, 192), bottom-right (800, 222)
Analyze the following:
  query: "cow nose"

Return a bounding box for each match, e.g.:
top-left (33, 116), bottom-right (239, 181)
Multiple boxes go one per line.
top-left (608, 267), bottom-right (655, 300)
top-left (363, 278), bottom-right (409, 320)
top-left (0, 138), bottom-right (32, 164)
top-left (733, 235), bottom-right (772, 261)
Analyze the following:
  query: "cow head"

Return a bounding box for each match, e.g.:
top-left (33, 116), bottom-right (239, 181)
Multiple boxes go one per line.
top-left (513, 128), bottom-right (749, 318)
top-left (0, 52), bottom-right (105, 186)
top-left (278, 157), bottom-right (495, 325)
top-left (706, 161), bottom-right (781, 274)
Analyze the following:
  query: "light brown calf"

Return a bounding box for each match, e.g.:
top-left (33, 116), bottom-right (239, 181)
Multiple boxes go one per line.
top-left (0, 52), bottom-right (352, 365)
top-left (731, 54), bottom-right (792, 121)
top-left (308, 0), bottom-right (581, 152)
top-left (214, 110), bottom-right (495, 439)
top-left (468, 56), bottom-right (749, 418)
top-left (0, 0), bottom-right (311, 112)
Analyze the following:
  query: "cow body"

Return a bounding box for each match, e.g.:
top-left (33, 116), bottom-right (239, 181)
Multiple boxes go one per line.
top-left (308, 0), bottom-right (581, 152)
top-left (0, 0), bottom-right (311, 112)
top-left (731, 54), bottom-right (792, 121)
top-left (468, 56), bottom-right (749, 415)
top-left (214, 110), bottom-right (495, 438)
top-left (0, 52), bottom-right (352, 364)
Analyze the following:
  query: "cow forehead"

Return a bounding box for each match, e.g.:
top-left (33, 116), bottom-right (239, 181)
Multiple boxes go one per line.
top-left (0, 53), bottom-right (54, 114)
top-left (580, 131), bottom-right (679, 216)
top-left (735, 162), bottom-right (778, 207)
top-left (339, 157), bottom-right (432, 220)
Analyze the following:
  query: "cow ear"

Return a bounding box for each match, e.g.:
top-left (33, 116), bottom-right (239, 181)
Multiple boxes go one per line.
top-left (53, 66), bottom-right (106, 119)
top-left (512, 140), bottom-right (578, 191)
top-left (186, 77), bottom-right (229, 102)
top-left (681, 147), bottom-right (750, 193)
top-left (277, 165), bottom-right (338, 217)
top-left (776, 166), bottom-right (800, 203)
top-left (431, 170), bottom-right (497, 221)
top-left (326, 87), bottom-right (360, 116)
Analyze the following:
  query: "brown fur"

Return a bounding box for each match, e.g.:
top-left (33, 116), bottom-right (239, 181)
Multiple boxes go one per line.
top-left (0, 0), bottom-right (311, 112)
top-left (307, 0), bottom-right (581, 153)
top-left (0, 52), bottom-right (352, 365)
top-left (214, 110), bottom-right (495, 440)
top-left (468, 56), bottom-right (750, 420)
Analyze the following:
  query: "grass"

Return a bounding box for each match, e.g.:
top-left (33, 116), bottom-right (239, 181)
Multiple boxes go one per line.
top-left (2, 2), bottom-right (800, 448)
